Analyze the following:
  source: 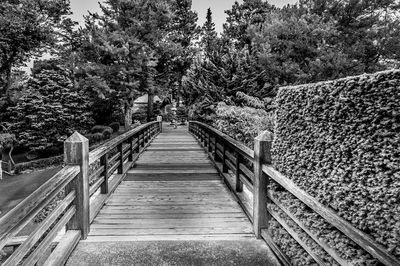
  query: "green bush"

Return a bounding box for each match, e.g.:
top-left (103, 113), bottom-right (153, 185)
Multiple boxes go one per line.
top-left (213, 102), bottom-right (274, 148)
top-left (86, 133), bottom-right (104, 144)
top-left (272, 70), bottom-right (400, 263)
top-left (109, 122), bottom-right (120, 133)
top-left (102, 127), bottom-right (113, 139)
top-left (14, 155), bottom-right (64, 174)
top-left (91, 125), bottom-right (111, 133)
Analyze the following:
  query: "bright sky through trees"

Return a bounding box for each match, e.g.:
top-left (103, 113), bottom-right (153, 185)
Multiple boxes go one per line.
top-left (70, 0), bottom-right (297, 33)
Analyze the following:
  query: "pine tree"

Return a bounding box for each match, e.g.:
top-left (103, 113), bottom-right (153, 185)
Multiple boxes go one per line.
top-left (168, 0), bottom-right (200, 106)
top-left (9, 67), bottom-right (94, 154)
top-left (201, 8), bottom-right (218, 57)
top-left (81, 0), bottom-right (172, 124)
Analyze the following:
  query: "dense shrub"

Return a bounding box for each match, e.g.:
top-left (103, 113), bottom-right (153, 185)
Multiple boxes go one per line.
top-left (86, 133), bottom-right (105, 144)
top-left (272, 70), bottom-right (400, 262)
top-left (91, 125), bottom-right (111, 133)
top-left (90, 125), bottom-right (113, 140)
top-left (109, 122), bottom-right (120, 133)
top-left (235, 91), bottom-right (265, 109)
top-left (269, 218), bottom-right (316, 266)
top-left (102, 127), bottom-right (113, 139)
top-left (270, 187), bottom-right (377, 265)
top-left (14, 155), bottom-right (63, 174)
top-left (213, 102), bottom-right (274, 148)
top-left (132, 105), bottom-right (147, 123)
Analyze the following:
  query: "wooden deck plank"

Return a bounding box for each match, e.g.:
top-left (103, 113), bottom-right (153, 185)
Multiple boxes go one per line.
top-left (86, 126), bottom-right (254, 241)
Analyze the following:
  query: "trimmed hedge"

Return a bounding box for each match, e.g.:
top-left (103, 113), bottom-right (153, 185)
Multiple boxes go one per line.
top-left (109, 122), bottom-right (120, 133)
top-left (14, 155), bottom-right (64, 174)
top-left (272, 70), bottom-right (400, 263)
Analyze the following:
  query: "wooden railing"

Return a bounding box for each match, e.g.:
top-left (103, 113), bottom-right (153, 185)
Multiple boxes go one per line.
top-left (0, 121), bottom-right (162, 265)
top-left (189, 121), bottom-right (399, 266)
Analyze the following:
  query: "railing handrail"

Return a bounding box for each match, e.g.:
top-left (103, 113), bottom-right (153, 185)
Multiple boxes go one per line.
top-left (190, 121), bottom-right (254, 161)
top-left (89, 121), bottom-right (158, 164)
top-left (0, 165), bottom-right (80, 249)
top-left (189, 121), bottom-right (399, 266)
top-left (0, 120), bottom-right (162, 265)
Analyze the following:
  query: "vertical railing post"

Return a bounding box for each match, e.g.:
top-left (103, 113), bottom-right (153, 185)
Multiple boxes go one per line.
top-left (64, 132), bottom-right (90, 239)
top-left (214, 136), bottom-right (219, 161)
top-left (235, 153), bottom-right (243, 192)
top-left (222, 143), bottom-right (228, 173)
top-left (100, 154), bottom-right (109, 194)
top-left (135, 134), bottom-right (140, 153)
top-left (117, 143), bottom-right (123, 174)
top-left (159, 121), bottom-right (162, 133)
top-left (208, 131), bottom-right (212, 153)
top-left (141, 130), bottom-right (145, 148)
top-left (128, 137), bottom-right (134, 161)
top-left (253, 130), bottom-right (273, 238)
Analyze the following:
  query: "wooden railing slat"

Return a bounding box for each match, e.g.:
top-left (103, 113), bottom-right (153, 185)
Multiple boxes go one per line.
top-left (90, 176), bottom-right (105, 197)
top-left (42, 230), bottom-right (81, 266)
top-left (3, 191), bottom-right (76, 266)
top-left (268, 191), bottom-right (351, 266)
top-left (190, 121), bottom-right (254, 161)
top-left (261, 229), bottom-right (293, 266)
top-left (225, 159), bottom-right (236, 174)
top-left (89, 122), bottom-right (158, 165)
top-left (268, 205), bottom-right (326, 266)
top-left (21, 206), bottom-right (76, 266)
top-left (190, 121), bottom-right (398, 266)
top-left (0, 165), bottom-right (79, 250)
top-left (239, 163), bottom-right (254, 183)
top-left (0, 121), bottom-right (162, 265)
top-left (239, 174), bottom-right (254, 193)
top-left (263, 165), bottom-right (400, 266)
top-left (108, 152), bottom-right (120, 164)
top-left (108, 161), bottom-right (120, 177)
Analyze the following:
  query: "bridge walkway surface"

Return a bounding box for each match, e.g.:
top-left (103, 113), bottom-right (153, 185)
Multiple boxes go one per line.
top-left (66, 125), bottom-right (280, 265)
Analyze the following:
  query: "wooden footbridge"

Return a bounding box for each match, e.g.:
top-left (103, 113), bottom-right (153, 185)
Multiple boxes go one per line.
top-left (0, 121), bottom-right (398, 265)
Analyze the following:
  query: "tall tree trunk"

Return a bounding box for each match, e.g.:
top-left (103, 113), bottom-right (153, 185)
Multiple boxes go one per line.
top-left (147, 92), bottom-right (154, 122)
top-left (124, 103), bottom-right (132, 129)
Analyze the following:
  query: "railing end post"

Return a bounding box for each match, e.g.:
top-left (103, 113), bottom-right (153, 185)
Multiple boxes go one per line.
top-left (64, 131), bottom-right (90, 239)
top-left (253, 130), bottom-right (273, 238)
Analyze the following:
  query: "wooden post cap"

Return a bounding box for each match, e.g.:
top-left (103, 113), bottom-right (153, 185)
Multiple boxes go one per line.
top-left (64, 132), bottom-right (89, 165)
top-left (255, 130), bottom-right (273, 142)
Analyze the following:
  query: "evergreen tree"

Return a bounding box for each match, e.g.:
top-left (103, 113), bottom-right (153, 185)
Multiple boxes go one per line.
top-left (223, 0), bottom-right (274, 52)
top-left (0, 0), bottom-right (72, 95)
top-left (201, 8), bottom-right (218, 57)
top-left (168, 0), bottom-right (200, 105)
top-left (81, 0), bottom-right (172, 124)
top-left (9, 67), bottom-right (94, 154)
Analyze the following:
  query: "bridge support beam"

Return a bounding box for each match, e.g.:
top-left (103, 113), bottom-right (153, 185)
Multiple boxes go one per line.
top-left (64, 132), bottom-right (90, 239)
top-left (253, 130), bottom-right (273, 238)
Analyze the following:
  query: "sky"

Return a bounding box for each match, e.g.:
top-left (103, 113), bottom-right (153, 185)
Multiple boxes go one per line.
top-left (70, 0), bottom-right (298, 33)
